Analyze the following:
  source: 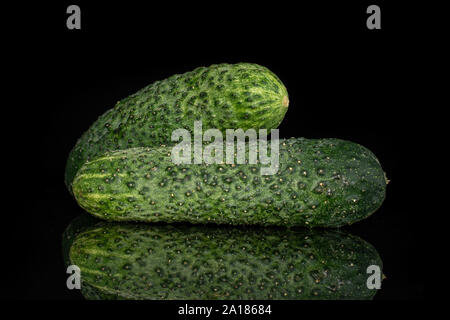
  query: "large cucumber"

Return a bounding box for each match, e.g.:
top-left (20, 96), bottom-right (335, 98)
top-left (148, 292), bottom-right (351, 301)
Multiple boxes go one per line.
top-left (73, 138), bottom-right (387, 227)
top-left (65, 63), bottom-right (289, 192)
top-left (62, 213), bottom-right (100, 267)
top-left (67, 221), bottom-right (383, 300)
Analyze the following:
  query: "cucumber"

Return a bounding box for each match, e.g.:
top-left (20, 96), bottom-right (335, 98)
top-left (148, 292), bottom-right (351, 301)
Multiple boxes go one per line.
top-left (68, 221), bottom-right (383, 300)
top-left (73, 138), bottom-right (387, 227)
top-left (65, 63), bottom-right (289, 192)
top-left (62, 213), bottom-right (100, 267)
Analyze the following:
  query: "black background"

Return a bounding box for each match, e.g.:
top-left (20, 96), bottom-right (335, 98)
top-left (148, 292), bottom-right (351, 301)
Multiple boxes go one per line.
top-left (5, 0), bottom-right (422, 306)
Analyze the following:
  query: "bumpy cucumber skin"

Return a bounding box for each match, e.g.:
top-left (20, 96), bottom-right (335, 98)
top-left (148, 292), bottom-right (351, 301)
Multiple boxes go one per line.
top-left (68, 223), bottom-right (382, 300)
top-left (62, 213), bottom-right (100, 267)
top-left (65, 63), bottom-right (289, 193)
top-left (73, 138), bottom-right (386, 227)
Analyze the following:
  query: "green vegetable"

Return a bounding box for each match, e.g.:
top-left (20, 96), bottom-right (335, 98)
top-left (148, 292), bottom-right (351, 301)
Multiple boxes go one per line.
top-left (62, 214), bottom-right (119, 300)
top-left (65, 63), bottom-right (289, 193)
top-left (68, 221), bottom-right (382, 300)
top-left (73, 138), bottom-right (387, 227)
top-left (62, 213), bottom-right (100, 267)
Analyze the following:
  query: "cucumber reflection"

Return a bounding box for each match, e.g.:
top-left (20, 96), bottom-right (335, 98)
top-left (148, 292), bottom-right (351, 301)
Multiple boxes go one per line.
top-left (63, 214), bottom-right (382, 300)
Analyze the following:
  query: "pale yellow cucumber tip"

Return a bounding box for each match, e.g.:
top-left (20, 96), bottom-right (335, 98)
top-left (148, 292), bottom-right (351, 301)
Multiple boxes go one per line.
top-left (282, 95), bottom-right (289, 107)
